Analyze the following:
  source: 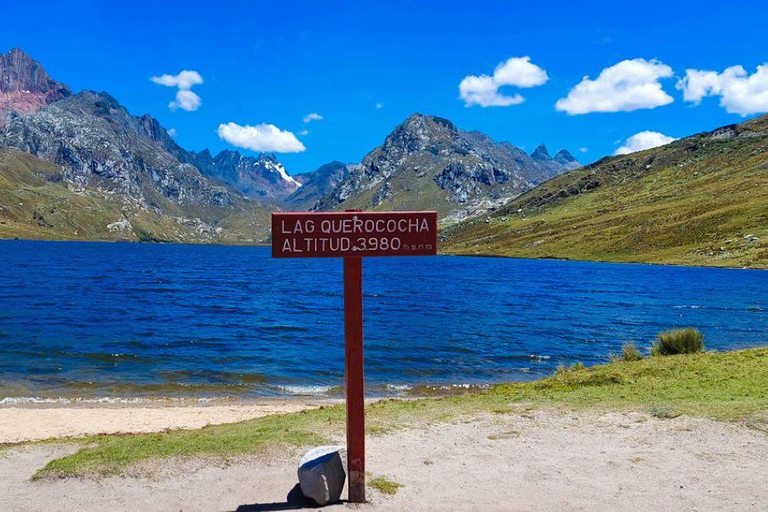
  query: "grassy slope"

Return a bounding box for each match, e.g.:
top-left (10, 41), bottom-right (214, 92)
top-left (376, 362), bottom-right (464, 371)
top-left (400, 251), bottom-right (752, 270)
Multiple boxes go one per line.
top-left (332, 171), bottom-right (456, 220)
top-left (0, 148), bottom-right (271, 243)
top-left (35, 347), bottom-right (768, 478)
top-left (443, 115), bottom-right (768, 268)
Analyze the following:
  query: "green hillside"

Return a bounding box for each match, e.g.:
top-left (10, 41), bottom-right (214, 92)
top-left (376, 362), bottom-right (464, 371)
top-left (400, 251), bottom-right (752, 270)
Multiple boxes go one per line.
top-left (0, 148), bottom-right (271, 244)
top-left (443, 115), bottom-right (768, 268)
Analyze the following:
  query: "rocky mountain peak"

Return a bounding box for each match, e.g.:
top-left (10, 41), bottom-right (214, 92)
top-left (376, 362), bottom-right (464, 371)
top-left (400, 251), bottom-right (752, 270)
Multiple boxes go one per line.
top-left (139, 113), bottom-right (174, 144)
top-left (285, 160), bottom-right (351, 209)
top-left (381, 113), bottom-right (464, 157)
top-left (0, 48), bottom-right (71, 118)
top-left (257, 152), bottom-right (279, 164)
top-left (398, 113), bottom-right (459, 138)
top-left (554, 149), bottom-right (576, 164)
top-left (200, 149), bottom-right (299, 199)
top-left (531, 144), bottom-right (551, 161)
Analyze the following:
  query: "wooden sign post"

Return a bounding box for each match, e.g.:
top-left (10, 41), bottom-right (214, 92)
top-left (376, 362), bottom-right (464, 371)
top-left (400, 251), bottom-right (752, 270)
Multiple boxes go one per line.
top-left (272, 210), bottom-right (438, 503)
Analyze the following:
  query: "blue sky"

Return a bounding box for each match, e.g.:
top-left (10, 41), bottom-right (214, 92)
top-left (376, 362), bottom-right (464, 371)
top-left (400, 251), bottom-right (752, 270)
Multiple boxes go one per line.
top-left (3, 0), bottom-right (767, 174)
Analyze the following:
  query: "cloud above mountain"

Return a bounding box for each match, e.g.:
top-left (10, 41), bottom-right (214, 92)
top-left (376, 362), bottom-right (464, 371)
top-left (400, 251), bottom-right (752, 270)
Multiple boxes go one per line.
top-left (614, 131), bottom-right (677, 155)
top-left (170, 90), bottom-right (201, 111)
top-left (217, 122), bottom-right (306, 153)
top-left (556, 59), bottom-right (674, 115)
top-left (302, 112), bottom-right (323, 123)
top-left (459, 56), bottom-right (548, 107)
top-left (677, 64), bottom-right (768, 116)
top-left (150, 70), bottom-right (203, 112)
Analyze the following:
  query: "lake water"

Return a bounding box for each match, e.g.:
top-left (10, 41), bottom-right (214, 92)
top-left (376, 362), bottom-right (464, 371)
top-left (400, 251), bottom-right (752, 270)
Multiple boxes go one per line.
top-left (1, 240), bottom-right (766, 403)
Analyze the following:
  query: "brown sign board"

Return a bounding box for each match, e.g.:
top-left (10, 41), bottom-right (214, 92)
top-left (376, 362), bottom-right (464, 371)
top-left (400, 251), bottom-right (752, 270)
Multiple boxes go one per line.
top-left (272, 211), bottom-right (438, 258)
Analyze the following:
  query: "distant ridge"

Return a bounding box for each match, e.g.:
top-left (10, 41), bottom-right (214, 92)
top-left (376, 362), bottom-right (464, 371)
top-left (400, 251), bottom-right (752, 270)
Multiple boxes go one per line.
top-left (444, 113), bottom-right (768, 268)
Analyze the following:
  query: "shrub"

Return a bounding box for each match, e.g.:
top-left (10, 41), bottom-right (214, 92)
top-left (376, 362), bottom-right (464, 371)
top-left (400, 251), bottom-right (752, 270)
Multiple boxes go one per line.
top-left (621, 343), bottom-right (644, 361)
top-left (651, 328), bottom-right (704, 356)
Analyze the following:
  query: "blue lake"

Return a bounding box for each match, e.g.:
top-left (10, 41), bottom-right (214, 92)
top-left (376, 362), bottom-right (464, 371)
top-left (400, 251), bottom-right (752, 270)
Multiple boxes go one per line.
top-left (1, 240), bottom-right (767, 402)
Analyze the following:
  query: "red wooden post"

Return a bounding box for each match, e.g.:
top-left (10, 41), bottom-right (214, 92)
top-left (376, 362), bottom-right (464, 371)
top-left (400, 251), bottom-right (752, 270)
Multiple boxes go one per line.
top-left (344, 255), bottom-right (366, 503)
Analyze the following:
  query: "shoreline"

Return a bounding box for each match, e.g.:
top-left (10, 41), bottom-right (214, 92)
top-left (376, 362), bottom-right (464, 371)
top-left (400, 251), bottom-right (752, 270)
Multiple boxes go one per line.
top-left (0, 348), bottom-right (765, 510)
top-left (2, 237), bottom-right (765, 270)
top-left (0, 396), bottom-right (340, 409)
top-left (0, 383), bottom-right (497, 408)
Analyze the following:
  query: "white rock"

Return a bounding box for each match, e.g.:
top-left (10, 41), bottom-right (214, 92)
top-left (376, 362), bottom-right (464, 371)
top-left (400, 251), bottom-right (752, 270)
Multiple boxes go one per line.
top-left (297, 446), bottom-right (346, 506)
top-left (107, 217), bottom-right (132, 233)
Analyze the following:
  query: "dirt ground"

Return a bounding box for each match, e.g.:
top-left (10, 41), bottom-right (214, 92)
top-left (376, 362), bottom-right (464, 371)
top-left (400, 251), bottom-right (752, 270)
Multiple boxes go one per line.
top-left (1, 409), bottom-right (767, 511)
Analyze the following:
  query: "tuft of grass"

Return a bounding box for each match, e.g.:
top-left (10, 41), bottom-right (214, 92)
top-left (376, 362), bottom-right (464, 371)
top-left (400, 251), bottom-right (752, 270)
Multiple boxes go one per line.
top-left (651, 328), bottom-right (704, 356)
top-left (368, 476), bottom-right (404, 495)
top-left (488, 429), bottom-right (522, 440)
top-left (556, 362), bottom-right (586, 375)
top-left (651, 407), bottom-right (682, 419)
top-left (33, 347), bottom-right (768, 479)
top-left (621, 343), bottom-right (644, 361)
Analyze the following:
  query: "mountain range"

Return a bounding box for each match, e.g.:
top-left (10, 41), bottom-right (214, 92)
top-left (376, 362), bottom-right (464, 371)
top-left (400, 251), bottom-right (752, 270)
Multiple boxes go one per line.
top-left (0, 48), bottom-right (579, 242)
top-left (6, 48), bottom-right (765, 270)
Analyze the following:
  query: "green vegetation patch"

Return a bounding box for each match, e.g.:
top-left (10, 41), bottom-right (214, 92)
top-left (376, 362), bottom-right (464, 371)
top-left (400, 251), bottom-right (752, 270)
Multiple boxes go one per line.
top-left (368, 476), bottom-right (404, 495)
top-left (34, 348), bottom-right (768, 479)
top-left (491, 347), bottom-right (767, 420)
top-left (37, 407), bottom-right (344, 478)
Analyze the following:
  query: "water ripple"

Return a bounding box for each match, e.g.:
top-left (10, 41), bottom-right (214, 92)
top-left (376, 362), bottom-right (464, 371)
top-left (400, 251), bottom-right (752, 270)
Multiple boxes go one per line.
top-left (1, 241), bottom-right (767, 399)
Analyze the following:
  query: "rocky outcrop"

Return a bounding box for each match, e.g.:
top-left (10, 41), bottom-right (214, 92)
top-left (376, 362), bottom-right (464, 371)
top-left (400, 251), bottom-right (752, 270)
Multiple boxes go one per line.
top-left (0, 90), bottom-right (233, 208)
top-left (0, 48), bottom-right (72, 122)
top-left (0, 48), bottom-right (70, 103)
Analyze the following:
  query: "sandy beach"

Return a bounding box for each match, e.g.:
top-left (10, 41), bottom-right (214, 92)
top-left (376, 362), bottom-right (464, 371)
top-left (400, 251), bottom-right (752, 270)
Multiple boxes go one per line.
top-left (2, 407), bottom-right (767, 511)
top-left (0, 400), bottom-right (333, 444)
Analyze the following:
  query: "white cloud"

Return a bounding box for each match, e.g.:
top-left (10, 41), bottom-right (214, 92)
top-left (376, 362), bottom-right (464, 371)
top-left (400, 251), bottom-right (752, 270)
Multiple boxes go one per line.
top-left (303, 112), bottom-right (323, 123)
top-left (556, 59), bottom-right (674, 115)
top-left (167, 128), bottom-right (177, 137)
top-left (170, 90), bottom-right (201, 111)
top-left (459, 56), bottom-right (548, 107)
top-left (217, 122), bottom-right (306, 153)
top-left (614, 131), bottom-right (677, 155)
top-left (298, 129), bottom-right (309, 136)
top-left (151, 70), bottom-right (203, 112)
top-left (375, 102), bottom-right (383, 109)
top-left (150, 70), bottom-right (203, 90)
top-left (676, 64), bottom-right (768, 116)
top-left (579, 147), bottom-right (588, 153)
